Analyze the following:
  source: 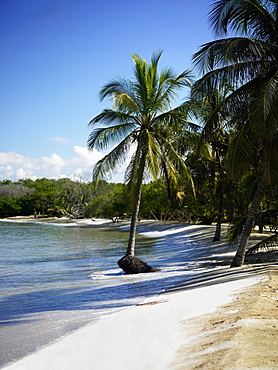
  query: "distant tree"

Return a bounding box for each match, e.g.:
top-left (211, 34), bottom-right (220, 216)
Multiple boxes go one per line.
top-left (0, 183), bottom-right (35, 198)
top-left (88, 185), bottom-right (128, 219)
top-left (140, 179), bottom-right (174, 220)
top-left (0, 198), bottom-right (21, 217)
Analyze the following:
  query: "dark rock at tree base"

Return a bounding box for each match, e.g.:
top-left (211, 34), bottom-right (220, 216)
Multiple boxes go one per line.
top-left (118, 255), bottom-right (160, 274)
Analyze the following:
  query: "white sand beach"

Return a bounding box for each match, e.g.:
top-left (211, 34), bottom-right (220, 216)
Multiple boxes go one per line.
top-left (2, 220), bottom-right (278, 369)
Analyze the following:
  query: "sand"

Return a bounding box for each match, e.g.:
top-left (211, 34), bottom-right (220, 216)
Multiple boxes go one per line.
top-left (2, 219), bottom-right (278, 369)
top-left (170, 267), bottom-right (278, 369)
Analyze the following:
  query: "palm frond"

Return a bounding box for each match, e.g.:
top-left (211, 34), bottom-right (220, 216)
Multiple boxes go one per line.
top-left (193, 88), bottom-right (232, 143)
top-left (220, 67), bottom-right (278, 176)
top-left (193, 37), bottom-right (274, 75)
top-left (124, 143), bottom-right (147, 202)
top-left (150, 50), bottom-right (164, 66)
top-left (209, 0), bottom-right (278, 41)
top-left (154, 106), bottom-right (201, 133)
top-left (99, 78), bottom-right (141, 114)
top-left (143, 131), bottom-right (161, 179)
top-left (99, 78), bottom-right (134, 101)
top-left (154, 69), bottom-right (193, 111)
top-left (113, 93), bottom-right (141, 114)
top-left (269, 133), bottom-right (278, 189)
top-left (131, 53), bottom-right (149, 113)
top-left (92, 134), bottom-right (134, 182)
top-left (264, 69), bottom-right (278, 120)
top-left (158, 135), bottom-right (196, 196)
top-left (250, 67), bottom-right (278, 127)
top-left (89, 109), bottom-right (138, 127)
top-left (246, 233), bottom-right (278, 255)
top-left (227, 120), bottom-right (256, 178)
top-left (87, 122), bottom-right (137, 151)
top-left (227, 215), bottom-right (248, 244)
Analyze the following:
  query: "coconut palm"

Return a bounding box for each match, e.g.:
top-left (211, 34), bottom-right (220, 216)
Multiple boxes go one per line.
top-left (87, 52), bottom-right (195, 273)
top-left (192, 81), bottom-right (233, 241)
top-left (192, 0), bottom-right (278, 266)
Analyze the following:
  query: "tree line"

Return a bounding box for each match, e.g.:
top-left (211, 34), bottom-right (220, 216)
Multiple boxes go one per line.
top-left (0, 178), bottom-right (124, 219)
top-left (1, 169), bottom-right (270, 227)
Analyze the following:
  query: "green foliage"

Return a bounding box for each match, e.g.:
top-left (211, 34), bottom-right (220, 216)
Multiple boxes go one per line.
top-left (0, 198), bottom-right (22, 217)
top-left (140, 179), bottom-right (169, 220)
top-left (227, 215), bottom-right (247, 244)
top-left (87, 184), bottom-right (128, 218)
top-left (0, 178), bottom-right (124, 218)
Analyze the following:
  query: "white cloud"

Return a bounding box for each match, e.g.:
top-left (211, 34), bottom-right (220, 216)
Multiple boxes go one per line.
top-left (41, 153), bottom-right (65, 168)
top-left (15, 167), bottom-right (35, 180)
top-left (0, 147), bottom-right (125, 182)
top-left (0, 152), bottom-right (26, 165)
top-left (73, 146), bottom-right (103, 166)
top-left (50, 137), bottom-right (69, 144)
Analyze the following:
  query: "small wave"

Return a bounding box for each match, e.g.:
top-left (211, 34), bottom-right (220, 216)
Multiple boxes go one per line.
top-left (89, 269), bottom-right (124, 280)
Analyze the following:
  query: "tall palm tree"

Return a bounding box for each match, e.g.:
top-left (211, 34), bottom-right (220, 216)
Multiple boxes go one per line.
top-left (192, 0), bottom-right (278, 266)
top-left (88, 52), bottom-right (194, 273)
top-left (192, 81), bottom-right (232, 241)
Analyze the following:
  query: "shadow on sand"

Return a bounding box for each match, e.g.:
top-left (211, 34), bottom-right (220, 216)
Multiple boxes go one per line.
top-left (165, 264), bottom-right (278, 294)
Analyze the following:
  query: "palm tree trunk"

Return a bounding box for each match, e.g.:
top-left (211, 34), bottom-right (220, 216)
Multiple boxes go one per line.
top-left (118, 183), bottom-right (159, 274)
top-left (125, 184), bottom-right (142, 256)
top-left (230, 173), bottom-right (269, 267)
top-left (212, 188), bottom-right (223, 242)
top-left (161, 160), bottom-right (171, 201)
top-left (212, 148), bottom-right (223, 242)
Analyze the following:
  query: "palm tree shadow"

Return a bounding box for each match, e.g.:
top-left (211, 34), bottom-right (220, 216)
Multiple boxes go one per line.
top-left (165, 264), bottom-right (276, 294)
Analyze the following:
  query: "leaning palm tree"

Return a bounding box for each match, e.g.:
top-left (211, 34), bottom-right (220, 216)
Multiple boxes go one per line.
top-left (192, 0), bottom-right (278, 266)
top-left (88, 52), bottom-right (194, 273)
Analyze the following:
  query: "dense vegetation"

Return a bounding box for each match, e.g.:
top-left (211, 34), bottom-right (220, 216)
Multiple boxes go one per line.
top-left (1, 167), bottom-right (277, 231)
top-left (0, 177), bottom-right (200, 220)
top-left (0, 178), bottom-right (123, 219)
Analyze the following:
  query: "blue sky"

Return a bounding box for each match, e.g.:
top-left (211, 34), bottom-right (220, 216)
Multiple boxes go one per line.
top-left (1, 0), bottom-right (214, 182)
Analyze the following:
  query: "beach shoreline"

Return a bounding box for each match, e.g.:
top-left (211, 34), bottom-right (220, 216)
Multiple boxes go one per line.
top-left (2, 218), bottom-right (278, 369)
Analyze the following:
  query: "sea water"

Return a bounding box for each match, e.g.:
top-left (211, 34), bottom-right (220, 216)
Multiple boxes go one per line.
top-left (0, 220), bottom-right (209, 368)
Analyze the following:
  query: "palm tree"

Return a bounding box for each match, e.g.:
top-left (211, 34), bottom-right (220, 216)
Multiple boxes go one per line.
top-left (192, 0), bottom-right (278, 266)
top-left (87, 52), bottom-right (194, 273)
top-left (192, 81), bottom-right (232, 241)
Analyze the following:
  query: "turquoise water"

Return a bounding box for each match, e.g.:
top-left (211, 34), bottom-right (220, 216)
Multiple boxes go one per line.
top-left (0, 220), bottom-right (205, 368)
